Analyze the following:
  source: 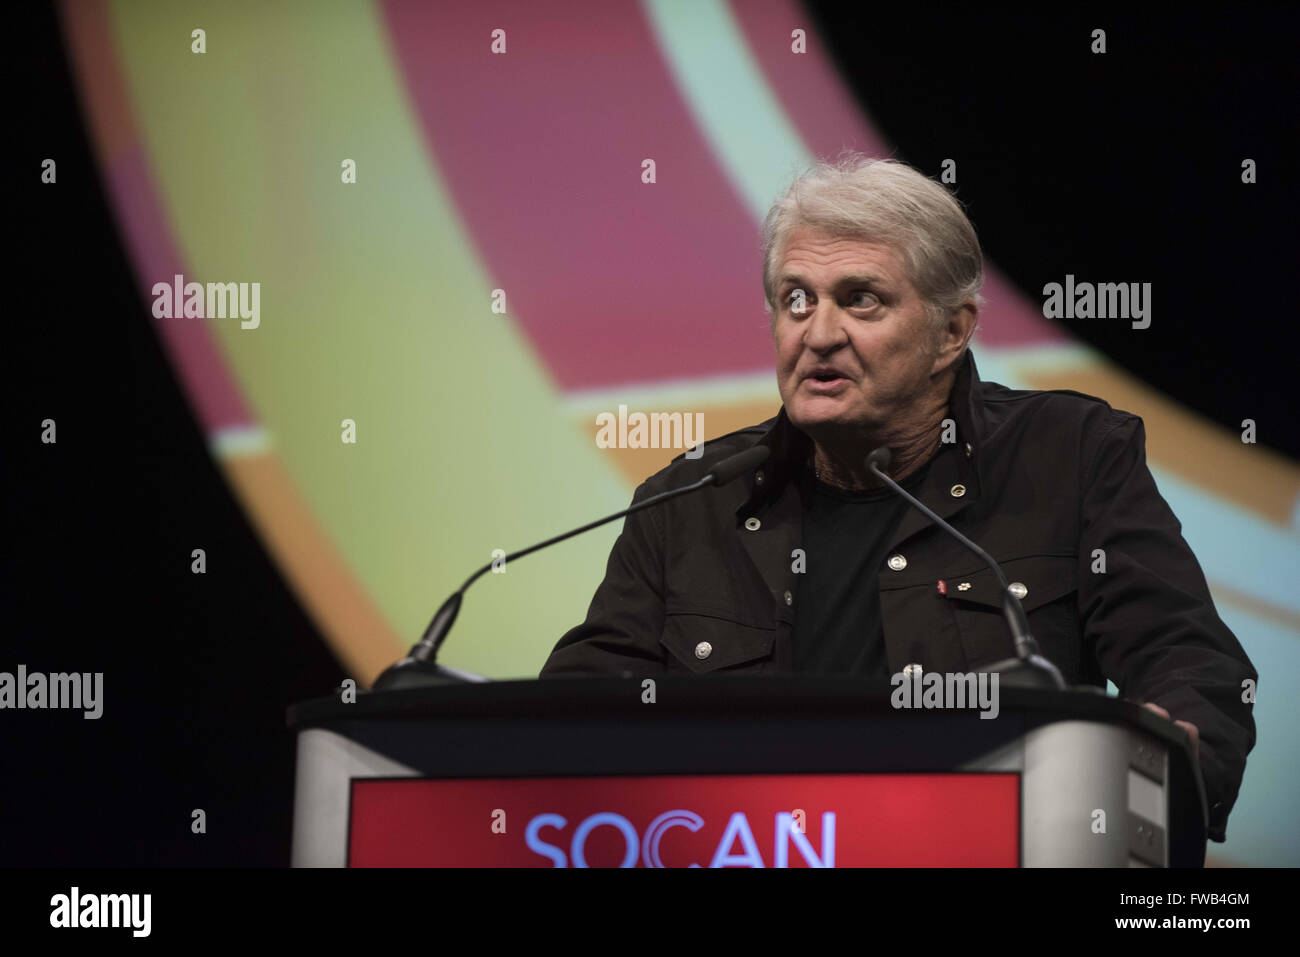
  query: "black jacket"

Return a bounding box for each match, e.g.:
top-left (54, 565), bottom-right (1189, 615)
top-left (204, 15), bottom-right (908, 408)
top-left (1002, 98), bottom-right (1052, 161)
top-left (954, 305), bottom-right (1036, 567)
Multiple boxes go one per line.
top-left (540, 350), bottom-right (1257, 842)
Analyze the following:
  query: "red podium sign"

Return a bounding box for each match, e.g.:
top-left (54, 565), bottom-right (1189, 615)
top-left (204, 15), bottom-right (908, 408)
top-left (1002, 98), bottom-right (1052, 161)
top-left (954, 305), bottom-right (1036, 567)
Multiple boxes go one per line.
top-left (349, 772), bottom-right (1019, 867)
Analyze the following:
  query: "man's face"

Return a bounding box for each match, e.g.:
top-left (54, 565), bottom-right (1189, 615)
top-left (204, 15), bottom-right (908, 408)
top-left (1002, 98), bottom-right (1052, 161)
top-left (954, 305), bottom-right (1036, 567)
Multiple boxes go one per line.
top-left (772, 227), bottom-right (945, 437)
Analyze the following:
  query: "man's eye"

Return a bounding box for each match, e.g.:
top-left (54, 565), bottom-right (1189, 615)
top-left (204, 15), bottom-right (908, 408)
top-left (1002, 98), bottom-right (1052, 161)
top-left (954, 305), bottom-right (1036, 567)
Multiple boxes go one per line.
top-left (848, 290), bottom-right (879, 308)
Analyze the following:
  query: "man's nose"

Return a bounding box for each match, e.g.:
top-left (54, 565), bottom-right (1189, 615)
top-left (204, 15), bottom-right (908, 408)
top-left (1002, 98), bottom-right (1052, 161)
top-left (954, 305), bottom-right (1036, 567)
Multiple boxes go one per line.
top-left (802, 302), bottom-right (846, 352)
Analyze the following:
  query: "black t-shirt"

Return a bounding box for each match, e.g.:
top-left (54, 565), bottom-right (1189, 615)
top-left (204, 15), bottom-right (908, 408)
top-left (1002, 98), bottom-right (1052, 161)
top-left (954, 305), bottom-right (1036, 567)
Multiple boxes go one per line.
top-left (791, 455), bottom-right (935, 676)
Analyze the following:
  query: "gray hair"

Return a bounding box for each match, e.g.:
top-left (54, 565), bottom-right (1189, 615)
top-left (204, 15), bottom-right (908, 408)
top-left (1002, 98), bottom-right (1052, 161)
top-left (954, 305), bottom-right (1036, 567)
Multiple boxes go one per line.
top-left (761, 153), bottom-right (985, 337)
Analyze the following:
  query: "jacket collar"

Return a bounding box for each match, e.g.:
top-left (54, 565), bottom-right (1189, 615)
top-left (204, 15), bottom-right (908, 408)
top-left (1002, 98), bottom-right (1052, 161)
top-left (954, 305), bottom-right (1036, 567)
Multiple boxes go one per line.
top-left (736, 348), bottom-right (988, 519)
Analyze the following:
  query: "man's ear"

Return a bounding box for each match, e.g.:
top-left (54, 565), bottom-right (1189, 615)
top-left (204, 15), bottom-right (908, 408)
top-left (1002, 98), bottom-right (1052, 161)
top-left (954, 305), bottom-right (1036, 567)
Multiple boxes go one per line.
top-left (931, 302), bottom-right (978, 375)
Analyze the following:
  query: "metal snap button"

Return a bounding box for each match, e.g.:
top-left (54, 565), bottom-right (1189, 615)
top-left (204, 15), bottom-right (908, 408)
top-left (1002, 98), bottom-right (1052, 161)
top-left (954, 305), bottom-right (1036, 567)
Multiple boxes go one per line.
top-left (887, 554), bottom-right (907, 571)
top-left (950, 484), bottom-right (966, 497)
top-left (1008, 582), bottom-right (1028, 600)
top-left (744, 517), bottom-right (761, 531)
top-left (783, 590), bottom-right (793, 606)
top-left (694, 641), bottom-right (712, 660)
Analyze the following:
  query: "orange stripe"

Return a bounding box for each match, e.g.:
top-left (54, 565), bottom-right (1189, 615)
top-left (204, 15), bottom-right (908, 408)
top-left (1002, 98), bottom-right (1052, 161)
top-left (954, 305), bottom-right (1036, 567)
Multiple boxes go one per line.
top-left (223, 452), bottom-right (406, 686)
top-left (1020, 365), bottom-right (1300, 525)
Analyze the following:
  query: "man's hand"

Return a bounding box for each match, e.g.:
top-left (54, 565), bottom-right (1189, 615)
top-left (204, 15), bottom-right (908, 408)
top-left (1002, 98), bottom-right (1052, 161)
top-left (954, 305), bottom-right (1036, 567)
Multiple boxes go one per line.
top-left (1141, 701), bottom-right (1200, 761)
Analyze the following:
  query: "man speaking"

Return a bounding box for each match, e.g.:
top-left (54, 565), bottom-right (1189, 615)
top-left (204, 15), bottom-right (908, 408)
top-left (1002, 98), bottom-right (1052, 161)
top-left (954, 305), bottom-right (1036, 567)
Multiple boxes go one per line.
top-left (539, 155), bottom-right (1256, 844)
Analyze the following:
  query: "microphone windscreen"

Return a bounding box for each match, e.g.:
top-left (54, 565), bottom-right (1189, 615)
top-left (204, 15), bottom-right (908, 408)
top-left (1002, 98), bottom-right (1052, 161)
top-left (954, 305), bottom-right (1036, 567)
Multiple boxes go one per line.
top-left (708, 446), bottom-right (771, 486)
top-left (866, 447), bottom-right (892, 472)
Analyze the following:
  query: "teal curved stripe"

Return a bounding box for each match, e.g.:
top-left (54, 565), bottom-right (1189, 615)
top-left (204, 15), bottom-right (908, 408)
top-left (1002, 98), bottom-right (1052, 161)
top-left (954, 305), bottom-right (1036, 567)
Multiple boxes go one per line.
top-left (642, 0), bottom-right (812, 218)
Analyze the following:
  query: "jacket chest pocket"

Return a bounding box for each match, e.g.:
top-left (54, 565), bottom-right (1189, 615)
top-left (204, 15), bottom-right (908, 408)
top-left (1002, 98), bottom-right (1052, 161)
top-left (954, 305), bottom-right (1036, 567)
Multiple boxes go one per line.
top-left (660, 607), bottom-right (777, 674)
top-left (938, 554), bottom-right (1079, 672)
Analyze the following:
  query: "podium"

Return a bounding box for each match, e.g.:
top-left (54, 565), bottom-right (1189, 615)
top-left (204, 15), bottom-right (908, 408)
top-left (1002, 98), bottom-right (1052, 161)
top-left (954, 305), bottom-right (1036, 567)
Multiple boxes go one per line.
top-left (286, 676), bottom-right (1207, 867)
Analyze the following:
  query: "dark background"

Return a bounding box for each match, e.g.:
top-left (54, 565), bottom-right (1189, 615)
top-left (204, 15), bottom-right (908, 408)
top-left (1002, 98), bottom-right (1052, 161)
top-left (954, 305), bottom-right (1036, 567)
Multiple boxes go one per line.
top-left (810, 3), bottom-right (1296, 434)
top-left (4, 3), bottom-right (1295, 865)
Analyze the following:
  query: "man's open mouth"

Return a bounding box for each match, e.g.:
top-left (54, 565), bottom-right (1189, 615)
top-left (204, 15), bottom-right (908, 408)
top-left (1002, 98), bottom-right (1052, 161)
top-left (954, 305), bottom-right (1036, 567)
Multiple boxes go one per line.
top-left (807, 370), bottom-right (849, 383)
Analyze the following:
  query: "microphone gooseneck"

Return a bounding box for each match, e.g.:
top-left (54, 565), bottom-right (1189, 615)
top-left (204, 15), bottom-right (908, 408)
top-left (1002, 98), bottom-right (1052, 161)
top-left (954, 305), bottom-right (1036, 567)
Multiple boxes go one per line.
top-left (371, 445), bottom-right (772, 691)
top-left (866, 447), bottom-right (1065, 689)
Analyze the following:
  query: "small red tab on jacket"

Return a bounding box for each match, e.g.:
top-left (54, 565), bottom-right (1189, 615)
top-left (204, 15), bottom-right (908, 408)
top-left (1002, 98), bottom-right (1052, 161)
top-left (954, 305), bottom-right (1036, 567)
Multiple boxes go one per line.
top-left (936, 579), bottom-right (947, 596)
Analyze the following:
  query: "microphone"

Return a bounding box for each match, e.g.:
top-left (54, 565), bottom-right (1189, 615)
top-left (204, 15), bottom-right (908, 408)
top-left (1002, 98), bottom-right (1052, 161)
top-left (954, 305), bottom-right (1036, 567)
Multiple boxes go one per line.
top-left (866, 447), bottom-right (1065, 689)
top-left (371, 445), bottom-right (772, 691)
